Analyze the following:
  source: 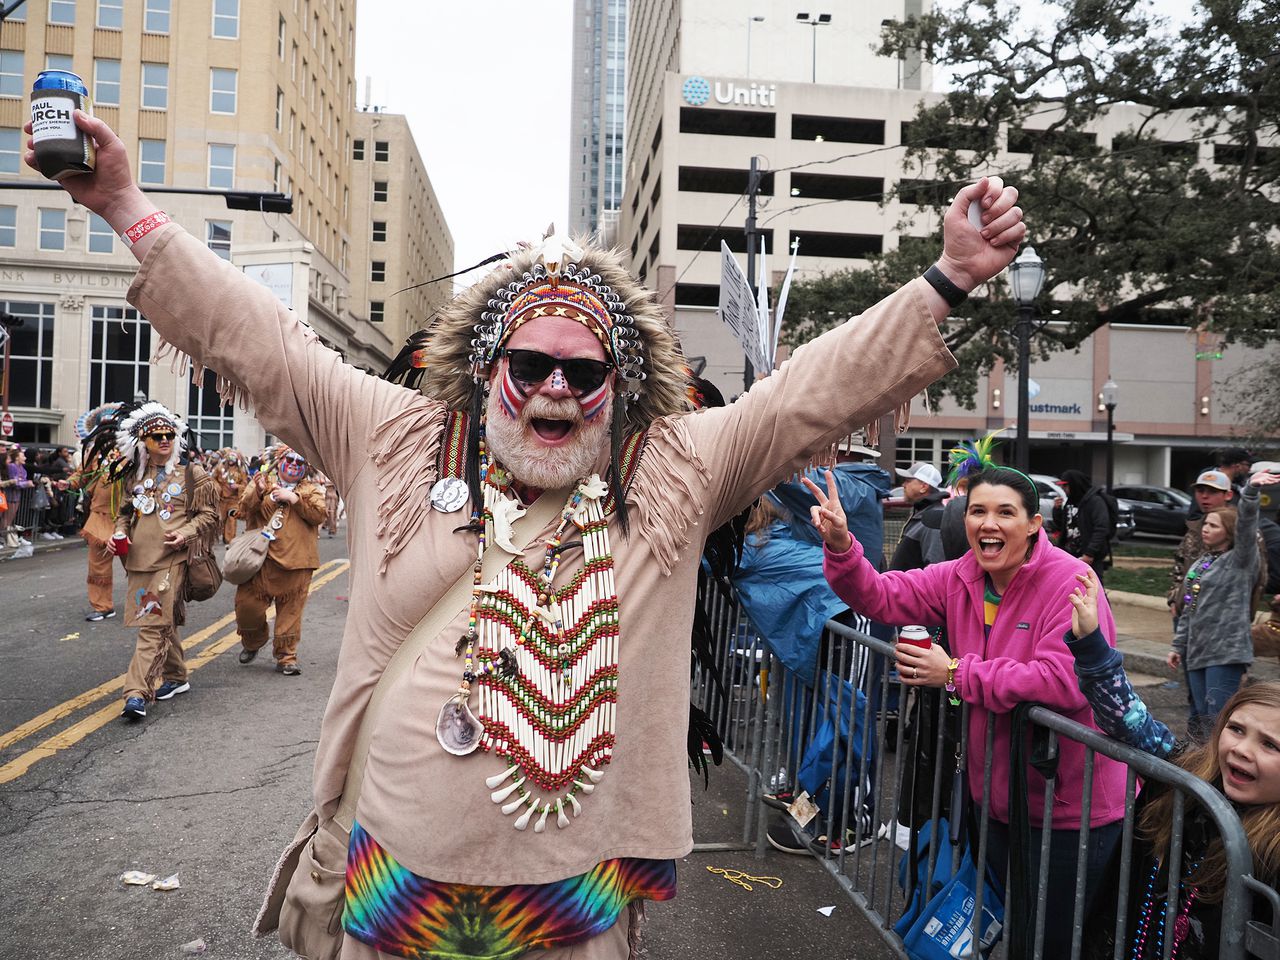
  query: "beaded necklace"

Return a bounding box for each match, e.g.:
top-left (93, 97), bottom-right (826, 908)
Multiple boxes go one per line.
top-left (1130, 857), bottom-right (1201, 959)
top-left (1182, 555), bottom-right (1218, 612)
top-left (435, 426), bottom-right (620, 835)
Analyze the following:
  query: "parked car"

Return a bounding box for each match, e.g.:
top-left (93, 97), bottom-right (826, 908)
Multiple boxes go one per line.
top-left (1110, 484), bottom-right (1192, 537)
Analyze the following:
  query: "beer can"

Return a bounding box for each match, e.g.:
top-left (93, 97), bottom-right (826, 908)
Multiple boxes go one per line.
top-left (31, 70), bottom-right (96, 180)
top-left (111, 531), bottom-right (130, 557)
top-left (897, 625), bottom-right (932, 649)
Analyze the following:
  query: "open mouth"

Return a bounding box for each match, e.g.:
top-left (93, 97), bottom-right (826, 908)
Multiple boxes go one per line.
top-left (977, 537), bottom-right (1005, 559)
top-left (1226, 763), bottom-right (1255, 785)
top-left (531, 418), bottom-right (575, 442)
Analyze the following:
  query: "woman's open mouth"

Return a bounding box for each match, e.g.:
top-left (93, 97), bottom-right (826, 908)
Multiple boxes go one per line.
top-left (1225, 763), bottom-right (1256, 786)
top-left (977, 537), bottom-right (1005, 559)
top-left (530, 418), bottom-right (575, 443)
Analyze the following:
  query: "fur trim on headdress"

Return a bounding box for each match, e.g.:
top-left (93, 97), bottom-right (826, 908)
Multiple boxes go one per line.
top-left (408, 237), bottom-right (691, 432)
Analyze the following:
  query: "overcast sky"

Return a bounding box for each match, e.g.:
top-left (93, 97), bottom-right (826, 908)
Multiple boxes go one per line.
top-left (354, 3), bottom-right (574, 279)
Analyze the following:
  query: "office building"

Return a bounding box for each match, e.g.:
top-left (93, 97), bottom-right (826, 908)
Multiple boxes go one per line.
top-left (568, 0), bottom-right (627, 239)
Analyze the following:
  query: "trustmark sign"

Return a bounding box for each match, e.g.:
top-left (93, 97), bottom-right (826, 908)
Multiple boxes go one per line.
top-left (682, 76), bottom-right (777, 109)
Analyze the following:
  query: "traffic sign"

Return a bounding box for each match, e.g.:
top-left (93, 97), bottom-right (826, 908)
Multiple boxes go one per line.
top-left (1, 412), bottom-right (13, 437)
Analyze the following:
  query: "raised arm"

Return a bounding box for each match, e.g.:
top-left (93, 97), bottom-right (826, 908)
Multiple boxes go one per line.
top-left (1065, 571), bottom-right (1176, 757)
top-left (686, 179), bottom-right (1025, 529)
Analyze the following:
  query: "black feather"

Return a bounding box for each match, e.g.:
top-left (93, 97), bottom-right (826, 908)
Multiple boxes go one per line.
top-left (687, 704), bottom-right (725, 788)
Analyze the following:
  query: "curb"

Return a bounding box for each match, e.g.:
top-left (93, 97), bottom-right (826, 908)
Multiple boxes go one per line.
top-left (1107, 589), bottom-right (1169, 612)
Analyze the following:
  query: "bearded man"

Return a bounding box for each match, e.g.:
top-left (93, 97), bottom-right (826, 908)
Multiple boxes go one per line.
top-left (31, 113), bottom-right (1025, 959)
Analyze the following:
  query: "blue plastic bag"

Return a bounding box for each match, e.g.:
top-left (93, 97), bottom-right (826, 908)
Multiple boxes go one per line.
top-left (895, 819), bottom-right (957, 936)
top-left (901, 851), bottom-right (1004, 960)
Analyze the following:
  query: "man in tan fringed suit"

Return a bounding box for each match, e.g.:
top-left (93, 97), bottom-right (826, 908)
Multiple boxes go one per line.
top-left (235, 445), bottom-right (326, 676)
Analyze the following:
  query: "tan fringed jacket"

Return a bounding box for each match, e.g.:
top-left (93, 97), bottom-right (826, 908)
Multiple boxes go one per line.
top-left (127, 225), bottom-right (954, 886)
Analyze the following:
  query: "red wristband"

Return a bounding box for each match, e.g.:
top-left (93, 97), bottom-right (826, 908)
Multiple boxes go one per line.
top-left (121, 211), bottom-right (172, 247)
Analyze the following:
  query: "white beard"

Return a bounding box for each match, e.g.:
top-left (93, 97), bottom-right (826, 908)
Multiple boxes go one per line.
top-left (485, 388), bottom-right (612, 491)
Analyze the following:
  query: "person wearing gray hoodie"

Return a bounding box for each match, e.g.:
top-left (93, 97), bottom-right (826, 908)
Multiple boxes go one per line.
top-left (1170, 470), bottom-right (1280, 738)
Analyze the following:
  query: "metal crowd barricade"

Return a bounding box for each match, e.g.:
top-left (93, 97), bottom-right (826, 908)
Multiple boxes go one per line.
top-left (3, 484), bottom-right (82, 547)
top-left (694, 576), bottom-right (1277, 960)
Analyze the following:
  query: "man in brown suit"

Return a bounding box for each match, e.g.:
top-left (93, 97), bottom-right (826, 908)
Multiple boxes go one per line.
top-left (67, 448), bottom-right (119, 620)
top-left (96, 401), bottom-right (218, 720)
top-left (235, 445), bottom-right (326, 676)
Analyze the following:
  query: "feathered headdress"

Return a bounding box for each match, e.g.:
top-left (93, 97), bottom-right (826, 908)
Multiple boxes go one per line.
top-left (383, 231), bottom-right (691, 526)
top-left (261, 442), bottom-right (307, 479)
top-left (82, 399), bottom-right (191, 484)
top-left (945, 429), bottom-right (1005, 489)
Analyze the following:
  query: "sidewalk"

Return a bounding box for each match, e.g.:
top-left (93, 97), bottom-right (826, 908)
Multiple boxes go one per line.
top-left (1109, 589), bottom-right (1280, 681)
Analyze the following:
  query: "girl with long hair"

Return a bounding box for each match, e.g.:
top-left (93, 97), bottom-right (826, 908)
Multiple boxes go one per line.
top-left (805, 464), bottom-right (1129, 960)
top-left (1066, 569), bottom-right (1280, 958)
top-left (1169, 471), bottom-right (1278, 737)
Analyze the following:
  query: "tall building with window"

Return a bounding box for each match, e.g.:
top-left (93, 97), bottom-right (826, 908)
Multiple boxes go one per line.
top-left (620, 0), bottom-right (1280, 488)
top-left (568, 0), bottom-right (627, 239)
top-left (0, 0), bottom-right (450, 452)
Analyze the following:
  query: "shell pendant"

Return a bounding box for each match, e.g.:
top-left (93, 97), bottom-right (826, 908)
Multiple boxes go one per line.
top-left (436, 695), bottom-right (484, 756)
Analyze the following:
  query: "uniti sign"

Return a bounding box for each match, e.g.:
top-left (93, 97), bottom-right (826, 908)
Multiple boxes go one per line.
top-left (683, 76), bottom-right (777, 109)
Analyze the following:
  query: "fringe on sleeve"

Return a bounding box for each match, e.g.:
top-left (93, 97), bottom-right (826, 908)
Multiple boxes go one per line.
top-left (368, 397), bottom-right (449, 574)
top-left (625, 416), bottom-right (711, 576)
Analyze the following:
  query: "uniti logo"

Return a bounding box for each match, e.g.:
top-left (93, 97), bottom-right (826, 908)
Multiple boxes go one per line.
top-left (682, 76), bottom-right (777, 109)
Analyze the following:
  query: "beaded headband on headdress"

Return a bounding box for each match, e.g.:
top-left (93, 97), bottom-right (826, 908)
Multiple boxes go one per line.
top-left (466, 236), bottom-right (646, 396)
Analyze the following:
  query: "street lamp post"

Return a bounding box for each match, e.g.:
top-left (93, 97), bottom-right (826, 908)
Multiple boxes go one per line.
top-left (795, 13), bottom-right (832, 83)
top-left (1007, 245), bottom-right (1046, 472)
top-left (746, 16), bottom-right (764, 78)
top-left (1101, 378), bottom-right (1119, 490)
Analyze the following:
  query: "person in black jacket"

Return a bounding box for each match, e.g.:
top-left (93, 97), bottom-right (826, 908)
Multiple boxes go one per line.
top-left (1056, 469), bottom-right (1112, 582)
top-left (889, 461), bottom-right (948, 572)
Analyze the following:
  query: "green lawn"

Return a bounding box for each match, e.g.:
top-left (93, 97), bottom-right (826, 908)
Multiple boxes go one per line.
top-left (1105, 565), bottom-right (1169, 597)
top-left (1113, 541), bottom-right (1177, 559)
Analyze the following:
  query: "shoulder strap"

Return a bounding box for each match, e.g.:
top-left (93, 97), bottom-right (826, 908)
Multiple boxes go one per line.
top-left (334, 487), bottom-right (568, 829)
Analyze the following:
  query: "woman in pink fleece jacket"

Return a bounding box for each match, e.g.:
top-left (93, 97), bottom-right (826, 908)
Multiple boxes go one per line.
top-left (805, 465), bottom-right (1128, 960)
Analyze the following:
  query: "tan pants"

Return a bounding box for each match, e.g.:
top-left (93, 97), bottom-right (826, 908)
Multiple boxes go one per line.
top-left (235, 558), bottom-right (314, 665)
top-left (123, 566), bottom-right (188, 701)
top-left (220, 499), bottom-right (238, 543)
top-left (337, 912), bottom-right (629, 959)
top-left (84, 534), bottom-right (114, 613)
top-left (324, 491), bottom-right (340, 534)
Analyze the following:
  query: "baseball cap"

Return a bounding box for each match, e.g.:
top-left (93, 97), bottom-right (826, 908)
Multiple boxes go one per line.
top-left (896, 462), bottom-right (943, 489)
top-left (1250, 460), bottom-right (1279, 474)
top-left (1193, 469), bottom-right (1232, 492)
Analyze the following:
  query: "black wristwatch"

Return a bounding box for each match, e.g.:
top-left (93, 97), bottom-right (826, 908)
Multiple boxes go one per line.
top-left (922, 264), bottom-right (969, 308)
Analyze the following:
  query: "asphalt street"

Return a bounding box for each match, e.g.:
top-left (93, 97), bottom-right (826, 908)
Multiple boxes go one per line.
top-left (0, 536), bottom-right (899, 960)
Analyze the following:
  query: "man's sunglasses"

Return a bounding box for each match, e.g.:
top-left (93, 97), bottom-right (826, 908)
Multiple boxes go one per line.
top-left (502, 349), bottom-right (612, 393)
top-left (147, 432), bottom-right (176, 442)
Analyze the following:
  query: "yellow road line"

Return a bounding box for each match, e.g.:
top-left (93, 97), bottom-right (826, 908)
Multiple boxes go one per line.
top-left (0, 560), bottom-right (349, 783)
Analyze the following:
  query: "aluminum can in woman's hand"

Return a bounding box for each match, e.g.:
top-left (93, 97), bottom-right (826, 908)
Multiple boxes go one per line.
top-left (31, 70), bottom-right (95, 180)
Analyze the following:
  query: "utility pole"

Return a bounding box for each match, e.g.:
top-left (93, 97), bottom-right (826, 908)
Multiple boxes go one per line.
top-left (743, 155), bottom-right (763, 392)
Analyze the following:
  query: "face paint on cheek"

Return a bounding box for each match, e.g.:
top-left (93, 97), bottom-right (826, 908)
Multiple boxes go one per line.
top-left (498, 364), bottom-right (530, 419)
top-left (578, 381), bottom-right (609, 421)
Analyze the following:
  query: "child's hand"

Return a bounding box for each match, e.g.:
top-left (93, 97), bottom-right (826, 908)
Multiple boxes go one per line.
top-left (1068, 570), bottom-right (1099, 638)
top-left (800, 469), bottom-right (853, 553)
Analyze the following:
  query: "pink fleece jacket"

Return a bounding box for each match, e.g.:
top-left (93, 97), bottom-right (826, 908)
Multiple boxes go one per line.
top-left (823, 528), bottom-right (1127, 828)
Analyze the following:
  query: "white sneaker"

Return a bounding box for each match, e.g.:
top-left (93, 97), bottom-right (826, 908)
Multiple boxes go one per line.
top-left (52, 532), bottom-right (65, 539)
top-left (39, 532), bottom-right (56, 541)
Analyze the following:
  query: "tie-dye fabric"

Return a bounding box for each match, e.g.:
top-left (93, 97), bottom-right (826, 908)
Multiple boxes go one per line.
top-left (343, 821), bottom-right (677, 959)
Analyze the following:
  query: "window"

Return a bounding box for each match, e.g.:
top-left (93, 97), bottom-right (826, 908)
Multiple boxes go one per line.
top-left (678, 166), bottom-right (774, 196)
top-left (49, 0), bottom-right (76, 25)
top-left (94, 59), bottom-right (121, 106)
top-left (210, 68), bottom-right (237, 114)
top-left (272, 159), bottom-right (281, 192)
top-left (373, 181), bottom-right (388, 202)
top-left (3, 2), bottom-right (21, 18)
top-left (207, 143), bottom-right (235, 189)
top-left (212, 0), bottom-right (239, 38)
top-left (144, 0), bottom-right (170, 33)
top-left (188, 370), bottom-right (234, 449)
top-left (371, 221), bottom-right (386, 242)
top-left (679, 107), bottom-right (775, 139)
top-left (894, 436), bottom-right (935, 473)
top-left (0, 52), bottom-right (23, 98)
top-left (0, 206), bottom-right (15, 246)
top-left (291, 41), bottom-right (298, 81)
top-left (141, 63), bottom-right (168, 110)
top-left (3, 301), bottom-right (56, 409)
top-left (370, 261), bottom-right (385, 282)
top-left (369, 301), bottom-right (384, 322)
top-left (275, 87), bottom-right (284, 130)
top-left (96, 0), bottom-right (123, 29)
top-left (792, 115), bottom-right (884, 145)
top-left (786, 230), bottom-right (881, 260)
top-left (138, 139), bottom-right (165, 184)
top-left (352, 138), bottom-right (364, 160)
top-left (39, 209), bottom-right (66, 251)
top-left (87, 213), bottom-right (114, 253)
top-left (788, 173), bottom-right (883, 202)
top-left (278, 14), bottom-right (287, 59)
top-left (676, 224), bottom-right (772, 255)
top-left (674, 284), bottom-right (721, 307)
top-left (46, 55), bottom-right (74, 72)
top-left (289, 110), bottom-right (296, 150)
top-left (374, 140), bottom-right (389, 162)
top-left (206, 220), bottom-right (232, 260)
top-left (0, 128), bottom-right (18, 173)
top-left (89, 305), bottom-right (151, 407)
